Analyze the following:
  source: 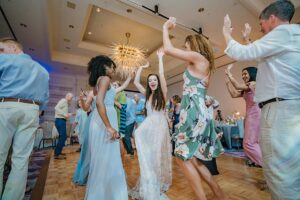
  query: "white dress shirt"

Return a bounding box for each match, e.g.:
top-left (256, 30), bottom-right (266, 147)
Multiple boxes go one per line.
top-left (225, 24), bottom-right (300, 103)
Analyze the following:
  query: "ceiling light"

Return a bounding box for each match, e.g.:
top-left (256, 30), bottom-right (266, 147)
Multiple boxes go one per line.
top-left (111, 32), bottom-right (145, 78)
top-left (88, 32), bottom-right (92, 35)
top-left (66, 1), bottom-right (76, 9)
top-left (198, 8), bottom-right (205, 12)
top-left (69, 25), bottom-right (74, 29)
top-left (96, 8), bottom-right (101, 12)
top-left (20, 23), bottom-right (27, 28)
top-left (126, 9), bottom-right (132, 13)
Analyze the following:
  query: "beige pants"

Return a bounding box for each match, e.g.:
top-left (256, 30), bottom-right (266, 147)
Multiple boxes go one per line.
top-left (260, 99), bottom-right (300, 200)
top-left (0, 102), bottom-right (39, 200)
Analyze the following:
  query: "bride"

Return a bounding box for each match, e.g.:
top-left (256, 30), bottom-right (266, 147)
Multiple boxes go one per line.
top-left (129, 49), bottom-right (172, 200)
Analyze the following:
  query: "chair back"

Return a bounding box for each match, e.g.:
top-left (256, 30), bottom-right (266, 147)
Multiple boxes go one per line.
top-left (40, 121), bottom-right (54, 139)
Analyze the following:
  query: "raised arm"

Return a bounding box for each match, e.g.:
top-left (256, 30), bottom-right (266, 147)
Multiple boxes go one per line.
top-left (134, 62), bottom-right (149, 95)
top-left (225, 77), bottom-right (242, 98)
top-left (163, 17), bottom-right (202, 64)
top-left (80, 90), bottom-right (94, 112)
top-left (225, 64), bottom-right (249, 91)
top-left (157, 48), bottom-right (167, 100)
top-left (96, 76), bottom-right (119, 140)
top-left (242, 23), bottom-right (252, 44)
top-left (115, 74), bottom-right (132, 93)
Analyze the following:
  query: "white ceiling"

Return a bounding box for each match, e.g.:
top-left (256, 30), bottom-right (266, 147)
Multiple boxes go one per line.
top-left (0, 0), bottom-right (299, 85)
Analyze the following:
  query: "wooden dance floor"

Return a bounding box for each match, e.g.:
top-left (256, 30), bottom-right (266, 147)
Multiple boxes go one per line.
top-left (42, 145), bottom-right (270, 200)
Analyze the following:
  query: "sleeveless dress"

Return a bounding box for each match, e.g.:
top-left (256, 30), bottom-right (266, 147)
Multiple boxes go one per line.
top-left (129, 101), bottom-right (172, 200)
top-left (243, 87), bottom-right (262, 166)
top-left (174, 70), bottom-right (224, 161)
top-left (85, 86), bottom-right (128, 200)
top-left (73, 97), bottom-right (95, 185)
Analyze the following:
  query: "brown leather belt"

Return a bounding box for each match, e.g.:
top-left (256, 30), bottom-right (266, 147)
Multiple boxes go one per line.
top-left (0, 97), bottom-right (40, 106)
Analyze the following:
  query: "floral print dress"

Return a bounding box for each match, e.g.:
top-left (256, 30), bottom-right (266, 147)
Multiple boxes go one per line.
top-left (174, 70), bottom-right (224, 161)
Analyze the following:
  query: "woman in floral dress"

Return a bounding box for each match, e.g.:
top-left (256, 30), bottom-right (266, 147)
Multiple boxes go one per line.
top-left (163, 17), bottom-right (227, 200)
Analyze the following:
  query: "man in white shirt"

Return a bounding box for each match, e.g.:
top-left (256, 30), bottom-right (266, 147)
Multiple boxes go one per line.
top-left (54, 93), bottom-right (73, 159)
top-left (223, 1), bottom-right (300, 199)
top-left (223, 0), bottom-right (300, 200)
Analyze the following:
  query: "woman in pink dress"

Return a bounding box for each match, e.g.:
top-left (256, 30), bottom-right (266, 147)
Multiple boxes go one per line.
top-left (225, 64), bottom-right (262, 167)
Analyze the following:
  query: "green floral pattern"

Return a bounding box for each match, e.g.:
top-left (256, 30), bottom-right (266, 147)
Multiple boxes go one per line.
top-left (174, 70), bottom-right (224, 161)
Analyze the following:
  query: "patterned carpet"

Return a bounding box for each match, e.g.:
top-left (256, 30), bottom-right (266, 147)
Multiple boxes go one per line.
top-left (224, 148), bottom-right (246, 159)
top-left (3, 149), bottom-right (50, 200)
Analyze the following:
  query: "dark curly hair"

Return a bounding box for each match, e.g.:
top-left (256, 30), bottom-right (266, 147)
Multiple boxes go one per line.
top-left (145, 74), bottom-right (165, 112)
top-left (87, 55), bottom-right (116, 87)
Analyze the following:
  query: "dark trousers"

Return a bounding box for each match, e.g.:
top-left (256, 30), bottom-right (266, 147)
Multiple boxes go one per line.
top-left (54, 118), bottom-right (67, 156)
top-left (123, 122), bottom-right (135, 154)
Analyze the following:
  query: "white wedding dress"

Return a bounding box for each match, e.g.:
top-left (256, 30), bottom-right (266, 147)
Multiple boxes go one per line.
top-left (129, 102), bottom-right (172, 200)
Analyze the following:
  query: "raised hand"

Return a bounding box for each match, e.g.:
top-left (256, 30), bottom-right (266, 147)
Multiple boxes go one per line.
top-left (225, 64), bottom-right (233, 77)
top-left (242, 23), bottom-right (252, 42)
top-left (156, 48), bottom-right (165, 58)
top-left (163, 17), bottom-right (176, 30)
top-left (223, 14), bottom-right (232, 36)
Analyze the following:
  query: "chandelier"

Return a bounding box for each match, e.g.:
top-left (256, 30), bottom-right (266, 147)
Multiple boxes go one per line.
top-left (112, 32), bottom-right (146, 78)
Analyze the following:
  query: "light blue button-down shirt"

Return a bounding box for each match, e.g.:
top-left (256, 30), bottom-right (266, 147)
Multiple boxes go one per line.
top-left (126, 98), bottom-right (136, 126)
top-left (0, 53), bottom-right (49, 110)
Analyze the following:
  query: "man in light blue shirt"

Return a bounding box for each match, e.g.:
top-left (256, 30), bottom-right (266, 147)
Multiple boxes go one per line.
top-left (0, 38), bottom-right (49, 200)
top-left (123, 96), bottom-right (136, 155)
top-left (134, 94), bottom-right (145, 126)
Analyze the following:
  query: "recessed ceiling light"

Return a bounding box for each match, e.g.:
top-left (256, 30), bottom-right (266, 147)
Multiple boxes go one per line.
top-left (20, 23), bottom-right (27, 28)
top-left (68, 25), bottom-right (74, 29)
top-left (126, 9), bottom-right (132, 13)
top-left (66, 1), bottom-right (76, 9)
top-left (198, 8), bottom-right (205, 12)
top-left (88, 32), bottom-right (92, 35)
top-left (96, 8), bottom-right (101, 12)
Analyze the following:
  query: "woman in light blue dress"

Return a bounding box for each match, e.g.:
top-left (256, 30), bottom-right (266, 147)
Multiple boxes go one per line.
top-left (73, 91), bottom-right (94, 185)
top-left (84, 55), bottom-right (130, 200)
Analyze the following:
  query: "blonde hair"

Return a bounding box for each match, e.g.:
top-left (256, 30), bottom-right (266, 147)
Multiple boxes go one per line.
top-left (185, 34), bottom-right (215, 73)
top-left (0, 37), bottom-right (23, 51)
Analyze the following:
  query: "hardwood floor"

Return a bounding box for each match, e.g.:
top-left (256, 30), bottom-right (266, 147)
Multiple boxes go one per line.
top-left (42, 145), bottom-right (270, 200)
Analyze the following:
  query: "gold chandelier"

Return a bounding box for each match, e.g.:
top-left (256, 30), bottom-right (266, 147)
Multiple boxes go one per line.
top-left (112, 32), bottom-right (145, 78)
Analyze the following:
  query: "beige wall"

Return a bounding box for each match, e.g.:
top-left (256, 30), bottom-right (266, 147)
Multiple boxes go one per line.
top-left (167, 60), bottom-right (257, 118)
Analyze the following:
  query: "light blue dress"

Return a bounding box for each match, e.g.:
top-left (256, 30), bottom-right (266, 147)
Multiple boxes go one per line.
top-left (73, 98), bottom-right (95, 185)
top-left (85, 86), bottom-right (128, 200)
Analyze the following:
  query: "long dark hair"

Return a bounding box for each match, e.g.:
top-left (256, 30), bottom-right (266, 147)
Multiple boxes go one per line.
top-left (145, 74), bottom-right (165, 112)
top-left (87, 55), bottom-right (116, 87)
top-left (242, 66), bottom-right (257, 82)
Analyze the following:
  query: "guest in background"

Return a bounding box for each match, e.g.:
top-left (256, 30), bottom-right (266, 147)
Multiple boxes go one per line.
top-left (225, 64), bottom-right (262, 167)
top-left (74, 100), bottom-right (88, 151)
top-left (73, 90), bottom-right (94, 186)
top-left (112, 81), bottom-right (127, 138)
top-left (171, 95), bottom-right (181, 155)
top-left (134, 94), bottom-right (145, 127)
top-left (123, 96), bottom-right (136, 156)
top-left (54, 93), bottom-right (73, 159)
top-left (0, 38), bottom-right (49, 200)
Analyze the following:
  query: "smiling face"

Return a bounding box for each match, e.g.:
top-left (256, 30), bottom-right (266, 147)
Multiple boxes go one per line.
top-left (242, 70), bottom-right (250, 83)
top-left (148, 75), bottom-right (158, 91)
top-left (105, 64), bottom-right (115, 78)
